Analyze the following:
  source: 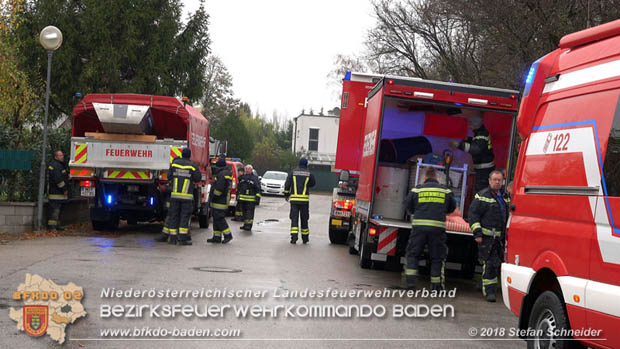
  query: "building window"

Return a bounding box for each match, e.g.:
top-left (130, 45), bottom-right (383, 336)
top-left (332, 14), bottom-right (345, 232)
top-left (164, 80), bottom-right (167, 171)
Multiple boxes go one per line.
top-left (308, 128), bottom-right (319, 152)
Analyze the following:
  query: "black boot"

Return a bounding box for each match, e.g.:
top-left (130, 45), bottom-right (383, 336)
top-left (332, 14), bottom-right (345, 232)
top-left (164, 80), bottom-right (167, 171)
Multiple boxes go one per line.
top-left (485, 292), bottom-right (496, 302)
top-left (302, 235), bottom-right (309, 244)
top-left (222, 234), bottom-right (233, 244)
top-left (154, 234), bottom-right (169, 242)
top-left (55, 225), bottom-right (65, 231)
top-left (168, 235), bottom-right (178, 245)
top-left (290, 234), bottom-right (298, 244)
top-left (47, 225), bottom-right (57, 231)
top-left (178, 234), bottom-right (192, 246)
top-left (207, 235), bottom-right (222, 243)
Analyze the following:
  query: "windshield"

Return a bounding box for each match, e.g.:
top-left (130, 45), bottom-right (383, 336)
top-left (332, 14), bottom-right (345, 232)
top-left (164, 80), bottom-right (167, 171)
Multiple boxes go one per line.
top-left (263, 172), bottom-right (287, 180)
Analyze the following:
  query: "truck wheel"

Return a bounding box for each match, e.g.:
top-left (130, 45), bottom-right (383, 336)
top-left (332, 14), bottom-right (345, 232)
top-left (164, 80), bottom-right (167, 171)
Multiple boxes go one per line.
top-left (359, 231), bottom-right (372, 269)
top-left (127, 219), bottom-right (138, 225)
top-left (527, 291), bottom-right (583, 349)
top-left (199, 205), bottom-right (210, 229)
top-left (328, 225), bottom-right (347, 244)
top-left (348, 232), bottom-right (358, 255)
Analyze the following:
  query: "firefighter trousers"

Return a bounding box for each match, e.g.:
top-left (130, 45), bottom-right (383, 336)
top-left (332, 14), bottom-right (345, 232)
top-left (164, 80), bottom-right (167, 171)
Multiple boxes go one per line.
top-left (212, 208), bottom-right (231, 236)
top-left (167, 199), bottom-right (193, 236)
top-left (234, 201), bottom-right (243, 221)
top-left (47, 199), bottom-right (64, 228)
top-left (478, 236), bottom-right (503, 296)
top-left (240, 201), bottom-right (255, 229)
top-left (404, 227), bottom-right (447, 289)
top-left (289, 202), bottom-right (309, 237)
top-left (474, 167), bottom-right (495, 193)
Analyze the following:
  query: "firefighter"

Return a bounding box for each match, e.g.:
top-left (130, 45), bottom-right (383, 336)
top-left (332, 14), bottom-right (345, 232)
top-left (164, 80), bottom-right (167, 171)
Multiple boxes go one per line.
top-left (232, 167), bottom-right (245, 221)
top-left (166, 148), bottom-right (201, 246)
top-left (238, 164), bottom-right (261, 231)
top-left (284, 158), bottom-right (316, 244)
top-left (450, 113), bottom-right (495, 192)
top-left (207, 158), bottom-right (233, 243)
top-left (403, 167), bottom-right (457, 291)
top-left (468, 170), bottom-right (510, 302)
top-left (47, 150), bottom-right (68, 230)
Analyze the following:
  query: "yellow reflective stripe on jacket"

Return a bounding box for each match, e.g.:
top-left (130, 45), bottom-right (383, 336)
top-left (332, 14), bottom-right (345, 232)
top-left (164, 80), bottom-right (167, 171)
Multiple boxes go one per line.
top-left (48, 166), bottom-right (54, 170)
top-left (463, 143), bottom-right (470, 152)
top-left (473, 135), bottom-right (489, 141)
top-left (474, 161), bottom-right (495, 169)
top-left (475, 193), bottom-right (496, 203)
top-left (171, 192), bottom-right (193, 199)
top-left (182, 179), bottom-right (189, 194)
top-left (225, 176), bottom-right (233, 180)
top-left (174, 178), bottom-right (178, 193)
top-left (302, 177), bottom-right (309, 195)
top-left (239, 194), bottom-right (256, 201)
top-left (57, 181), bottom-right (65, 188)
top-left (171, 163), bottom-right (196, 170)
top-left (214, 189), bottom-right (222, 196)
top-left (412, 187), bottom-right (451, 194)
top-left (481, 227), bottom-right (501, 237)
top-left (293, 176), bottom-right (297, 195)
top-left (48, 194), bottom-right (67, 200)
top-left (210, 202), bottom-right (227, 209)
top-left (471, 222), bottom-right (481, 231)
top-left (411, 219), bottom-right (446, 229)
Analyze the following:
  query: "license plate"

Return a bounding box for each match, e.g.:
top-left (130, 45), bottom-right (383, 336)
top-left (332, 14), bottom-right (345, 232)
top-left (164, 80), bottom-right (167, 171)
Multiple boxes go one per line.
top-left (333, 210), bottom-right (351, 218)
top-left (331, 219), bottom-right (342, 226)
top-left (81, 187), bottom-right (95, 197)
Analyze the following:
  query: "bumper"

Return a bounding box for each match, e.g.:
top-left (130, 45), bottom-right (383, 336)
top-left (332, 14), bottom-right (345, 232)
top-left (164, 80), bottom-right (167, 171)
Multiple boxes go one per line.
top-left (261, 187), bottom-right (285, 195)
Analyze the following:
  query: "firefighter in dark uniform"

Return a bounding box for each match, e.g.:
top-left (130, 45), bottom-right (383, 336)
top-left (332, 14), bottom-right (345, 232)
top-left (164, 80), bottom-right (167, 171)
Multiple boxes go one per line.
top-left (403, 167), bottom-right (456, 291)
top-left (468, 170), bottom-right (510, 302)
top-left (233, 167), bottom-right (245, 222)
top-left (166, 148), bottom-right (201, 246)
top-left (284, 158), bottom-right (316, 244)
top-left (450, 113), bottom-right (495, 192)
top-left (207, 158), bottom-right (233, 243)
top-left (47, 150), bottom-right (68, 230)
top-left (238, 164), bottom-right (261, 231)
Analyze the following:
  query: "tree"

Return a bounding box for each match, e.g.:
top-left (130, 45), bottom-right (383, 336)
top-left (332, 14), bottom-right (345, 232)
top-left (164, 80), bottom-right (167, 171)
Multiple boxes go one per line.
top-left (15, 0), bottom-right (211, 121)
top-left (211, 109), bottom-right (252, 160)
top-left (0, 0), bottom-right (38, 148)
top-left (201, 55), bottom-right (238, 120)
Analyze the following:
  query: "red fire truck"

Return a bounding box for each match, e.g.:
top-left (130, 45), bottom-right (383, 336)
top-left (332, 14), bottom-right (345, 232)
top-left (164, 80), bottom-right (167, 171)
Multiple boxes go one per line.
top-left (351, 76), bottom-right (519, 274)
top-left (69, 94), bottom-right (212, 230)
top-left (501, 20), bottom-right (620, 348)
top-left (329, 72), bottom-right (381, 244)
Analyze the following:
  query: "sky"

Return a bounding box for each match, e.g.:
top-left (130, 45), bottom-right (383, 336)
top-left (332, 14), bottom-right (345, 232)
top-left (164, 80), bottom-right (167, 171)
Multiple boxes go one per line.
top-left (183, 0), bottom-right (376, 120)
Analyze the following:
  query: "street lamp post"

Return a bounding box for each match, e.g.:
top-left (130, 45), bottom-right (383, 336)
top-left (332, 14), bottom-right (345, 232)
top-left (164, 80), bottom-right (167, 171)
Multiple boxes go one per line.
top-left (35, 26), bottom-right (63, 231)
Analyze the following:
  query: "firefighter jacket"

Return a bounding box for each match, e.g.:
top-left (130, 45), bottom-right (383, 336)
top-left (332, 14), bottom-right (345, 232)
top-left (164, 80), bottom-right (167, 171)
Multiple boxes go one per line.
top-left (284, 167), bottom-right (316, 203)
top-left (238, 173), bottom-right (261, 202)
top-left (404, 178), bottom-right (456, 229)
top-left (458, 124), bottom-right (495, 170)
top-left (48, 159), bottom-right (68, 200)
top-left (468, 187), bottom-right (511, 239)
top-left (168, 157), bottom-right (202, 200)
top-left (210, 167), bottom-right (232, 210)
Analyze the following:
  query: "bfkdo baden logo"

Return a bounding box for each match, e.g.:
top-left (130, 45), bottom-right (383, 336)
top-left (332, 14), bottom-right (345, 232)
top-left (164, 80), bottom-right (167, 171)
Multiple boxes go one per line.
top-left (9, 274), bottom-right (87, 344)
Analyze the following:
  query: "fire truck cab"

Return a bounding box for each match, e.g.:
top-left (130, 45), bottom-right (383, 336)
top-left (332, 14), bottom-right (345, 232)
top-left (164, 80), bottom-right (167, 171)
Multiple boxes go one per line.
top-left (502, 19), bottom-right (620, 348)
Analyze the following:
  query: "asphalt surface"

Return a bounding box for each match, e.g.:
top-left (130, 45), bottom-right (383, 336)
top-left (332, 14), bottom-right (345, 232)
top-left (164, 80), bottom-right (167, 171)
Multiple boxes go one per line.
top-left (0, 194), bottom-right (523, 348)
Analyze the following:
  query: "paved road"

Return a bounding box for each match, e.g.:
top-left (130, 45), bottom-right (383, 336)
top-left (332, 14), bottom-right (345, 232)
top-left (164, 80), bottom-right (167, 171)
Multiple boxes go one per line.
top-left (0, 194), bottom-right (523, 348)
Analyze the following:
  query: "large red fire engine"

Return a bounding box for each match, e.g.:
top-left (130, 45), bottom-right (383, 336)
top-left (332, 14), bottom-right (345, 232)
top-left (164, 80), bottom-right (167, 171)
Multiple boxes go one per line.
top-left (502, 20), bottom-right (620, 348)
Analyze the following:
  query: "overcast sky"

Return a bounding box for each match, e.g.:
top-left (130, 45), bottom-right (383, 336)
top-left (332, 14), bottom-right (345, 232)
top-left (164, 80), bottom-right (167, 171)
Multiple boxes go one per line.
top-left (183, 0), bottom-right (375, 120)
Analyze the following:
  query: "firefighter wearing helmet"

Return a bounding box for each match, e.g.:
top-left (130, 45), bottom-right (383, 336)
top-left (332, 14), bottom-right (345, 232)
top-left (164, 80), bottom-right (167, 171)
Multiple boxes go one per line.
top-left (207, 157), bottom-right (233, 244)
top-left (284, 158), bottom-right (316, 244)
top-left (165, 147), bottom-right (201, 246)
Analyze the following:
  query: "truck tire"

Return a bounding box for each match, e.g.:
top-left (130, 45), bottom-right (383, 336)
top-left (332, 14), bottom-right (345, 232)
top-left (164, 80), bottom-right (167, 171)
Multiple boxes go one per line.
top-left (348, 231), bottom-right (358, 255)
top-left (92, 220), bottom-right (106, 231)
top-left (127, 219), bottom-right (138, 225)
top-left (91, 215), bottom-right (119, 231)
top-left (199, 204), bottom-right (210, 229)
top-left (527, 291), bottom-right (584, 349)
top-left (328, 225), bottom-right (347, 244)
top-left (359, 230), bottom-right (372, 269)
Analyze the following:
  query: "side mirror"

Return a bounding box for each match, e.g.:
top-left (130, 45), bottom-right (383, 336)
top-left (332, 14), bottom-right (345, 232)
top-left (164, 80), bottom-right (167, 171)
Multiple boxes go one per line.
top-left (339, 170), bottom-right (350, 182)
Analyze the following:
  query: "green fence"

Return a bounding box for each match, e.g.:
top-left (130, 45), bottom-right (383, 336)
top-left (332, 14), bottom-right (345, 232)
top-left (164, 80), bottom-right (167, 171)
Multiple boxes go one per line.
top-left (308, 165), bottom-right (339, 193)
top-left (0, 150), bottom-right (33, 170)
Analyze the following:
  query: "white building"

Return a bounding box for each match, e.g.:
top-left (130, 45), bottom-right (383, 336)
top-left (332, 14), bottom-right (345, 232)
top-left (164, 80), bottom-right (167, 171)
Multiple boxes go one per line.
top-left (292, 112), bottom-right (339, 165)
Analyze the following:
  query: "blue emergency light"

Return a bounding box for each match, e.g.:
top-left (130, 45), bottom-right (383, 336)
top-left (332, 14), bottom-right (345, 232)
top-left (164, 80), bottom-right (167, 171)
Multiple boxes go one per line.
top-left (106, 194), bottom-right (113, 205)
top-left (149, 196), bottom-right (155, 206)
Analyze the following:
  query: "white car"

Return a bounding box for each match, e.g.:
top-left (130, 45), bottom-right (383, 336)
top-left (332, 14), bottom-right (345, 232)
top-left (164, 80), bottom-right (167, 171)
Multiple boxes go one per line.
top-left (260, 171), bottom-right (288, 196)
